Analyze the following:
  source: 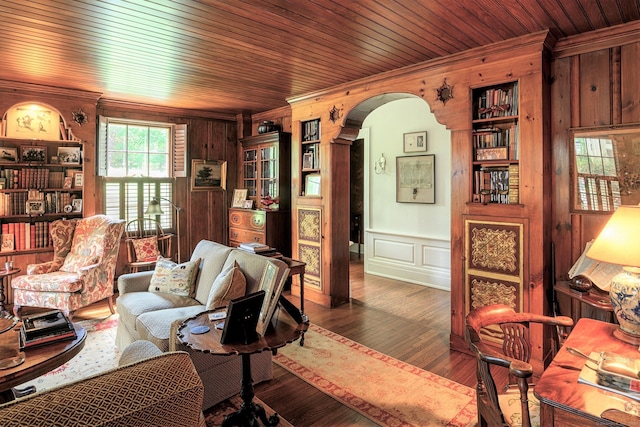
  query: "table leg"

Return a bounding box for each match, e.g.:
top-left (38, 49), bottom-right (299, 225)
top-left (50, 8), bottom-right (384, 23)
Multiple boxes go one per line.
top-left (221, 354), bottom-right (279, 427)
top-left (299, 271), bottom-right (307, 346)
top-left (0, 276), bottom-right (6, 313)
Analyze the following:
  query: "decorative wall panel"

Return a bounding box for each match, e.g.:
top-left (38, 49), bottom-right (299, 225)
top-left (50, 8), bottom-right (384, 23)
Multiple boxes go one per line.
top-left (297, 208), bottom-right (322, 290)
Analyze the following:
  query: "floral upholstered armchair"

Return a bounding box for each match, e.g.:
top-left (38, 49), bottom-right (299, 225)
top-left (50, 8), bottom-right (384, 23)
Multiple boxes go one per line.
top-left (12, 215), bottom-right (125, 318)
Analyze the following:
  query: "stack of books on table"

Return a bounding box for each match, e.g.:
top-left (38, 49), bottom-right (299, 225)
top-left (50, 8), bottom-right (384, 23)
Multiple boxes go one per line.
top-left (238, 242), bottom-right (283, 259)
top-left (20, 310), bottom-right (76, 349)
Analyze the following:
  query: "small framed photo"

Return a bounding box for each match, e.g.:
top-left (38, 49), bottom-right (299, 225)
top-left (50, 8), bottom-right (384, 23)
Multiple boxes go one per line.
top-left (25, 199), bottom-right (45, 215)
top-left (21, 146), bottom-right (47, 163)
top-left (231, 188), bottom-right (248, 208)
top-left (0, 147), bottom-right (18, 163)
top-left (1, 234), bottom-right (14, 252)
top-left (403, 131), bottom-right (427, 153)
top-left (57, 146), bottom-right (82, 165)
top-left (63, 176), bottom-right (73, 189)
top-left (242, 200), bottom-right (254, 209)
top-left (302, 152), bottom-right (314, 170)
top-left (396, 154), bottom-right (435, 204)
top-left (191, 159), bottom-right (226, 191)
top-left (73, 171), bottom-right (83, 188)
top-left (71, 199), bottom-right (83, 213)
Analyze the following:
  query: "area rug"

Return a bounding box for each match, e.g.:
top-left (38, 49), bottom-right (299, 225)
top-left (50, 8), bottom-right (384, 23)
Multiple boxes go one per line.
top-left (16, 315), bottom-right (287, 427)
top-left (274, 323), bottom-right (477, 427)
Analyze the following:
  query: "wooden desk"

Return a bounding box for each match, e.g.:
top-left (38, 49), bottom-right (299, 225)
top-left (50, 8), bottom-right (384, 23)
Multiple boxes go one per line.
top-left (0, 325), bottom-right (86, 401)
top-left (554, 281), bottom-right (614, 322)
top-left (178, 308), bottom-right (307, 426)
top-left (535, 318), bottom-right (640, 426)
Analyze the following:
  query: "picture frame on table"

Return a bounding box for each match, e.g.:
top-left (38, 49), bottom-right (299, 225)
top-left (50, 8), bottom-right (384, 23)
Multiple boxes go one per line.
top-left (57, 146), bottom-right (81, 165)
top-left (242, 200), bottom-right (254, 209)
top-left (256, 262), bottom-right (289, 336)
top-left (232, 189), bottom-right (248, 208)
top-left (191, 159), bottom-right (226, 191)
top-left (20, 146), bottom-right (47, 163)
top-left (403, 131), bottom-right (427, 153)
top-left (0, 147), bottom-right (18, 164)
top-left (396, 154), bottom-right (435, 204)
top-left (63, 177), bottom-right (73, 189)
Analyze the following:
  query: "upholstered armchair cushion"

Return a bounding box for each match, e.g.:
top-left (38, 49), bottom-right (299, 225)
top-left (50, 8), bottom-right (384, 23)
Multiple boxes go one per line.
top-left (26, 219), bottom-right (78, 275)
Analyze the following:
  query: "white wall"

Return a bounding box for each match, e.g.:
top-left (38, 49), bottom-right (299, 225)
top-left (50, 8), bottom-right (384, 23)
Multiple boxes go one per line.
top-left (357, 96), bottom-right (452, 290)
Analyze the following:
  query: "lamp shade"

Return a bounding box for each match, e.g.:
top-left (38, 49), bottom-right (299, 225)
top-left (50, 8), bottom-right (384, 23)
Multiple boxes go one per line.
top-left (144, 199), bottom-right (164, 215)
top-left (587, 205), bottom-right (640, 269)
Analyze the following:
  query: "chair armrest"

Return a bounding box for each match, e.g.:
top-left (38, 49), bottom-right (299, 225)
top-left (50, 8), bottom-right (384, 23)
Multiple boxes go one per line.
top-left (117, 271), bottom-right (155, 294)
top-left (119, 340), bottom-right (163, 366)
top-left (26, 259), bottom-right (63, 275)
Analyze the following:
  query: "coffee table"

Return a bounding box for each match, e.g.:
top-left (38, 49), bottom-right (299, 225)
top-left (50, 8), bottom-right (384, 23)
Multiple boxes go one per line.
top-left (0, 324), bottom-right (86, 402)
top-left (178, 306), bottom-right (308, 426)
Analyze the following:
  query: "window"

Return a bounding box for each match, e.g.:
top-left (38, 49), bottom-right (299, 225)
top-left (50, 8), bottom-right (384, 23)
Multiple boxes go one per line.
top-left (572, 129), bottom-right (640, 212)
top-left (98, 117), bottom-right (187, 230)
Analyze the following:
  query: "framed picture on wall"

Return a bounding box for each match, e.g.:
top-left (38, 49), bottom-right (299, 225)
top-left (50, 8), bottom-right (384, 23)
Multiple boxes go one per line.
top-left (403, 131), bottom-right (427, 153)
top-left (396, 154), bottom-right (435, 204)
top-left (191, 159), bottom-right (227, 191)
top-left (232, 189), bottom-right (248, 207)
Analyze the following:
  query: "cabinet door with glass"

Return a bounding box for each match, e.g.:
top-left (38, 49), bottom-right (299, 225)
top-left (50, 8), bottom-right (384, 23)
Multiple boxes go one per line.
top-left (238, 131), bottom-right (291, 211)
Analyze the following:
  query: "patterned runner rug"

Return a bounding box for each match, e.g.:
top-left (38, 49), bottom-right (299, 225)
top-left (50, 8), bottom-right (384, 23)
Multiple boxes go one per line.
top-left (274, 323), bottom-right (477, 427)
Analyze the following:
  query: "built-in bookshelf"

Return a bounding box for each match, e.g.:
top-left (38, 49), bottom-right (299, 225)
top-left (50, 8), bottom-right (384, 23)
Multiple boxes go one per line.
top-left (300, 118), bottom-right (320, 197)
top-left (471, 82), bottom-right (519, 204)
top-left (0, 108), bottom-right (83, 254)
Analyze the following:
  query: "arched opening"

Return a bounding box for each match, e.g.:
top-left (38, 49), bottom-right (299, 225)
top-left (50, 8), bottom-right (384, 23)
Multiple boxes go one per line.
top-left (340, 93), bottom-right (452, 298)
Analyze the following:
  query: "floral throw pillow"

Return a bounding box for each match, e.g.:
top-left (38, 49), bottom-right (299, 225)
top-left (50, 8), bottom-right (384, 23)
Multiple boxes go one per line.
top-left (148, 257), bottom-right (201, 297)
top-left (132, 236), bottom-right (161, 262)
top-left (206, 261), bottom-right (247, 309)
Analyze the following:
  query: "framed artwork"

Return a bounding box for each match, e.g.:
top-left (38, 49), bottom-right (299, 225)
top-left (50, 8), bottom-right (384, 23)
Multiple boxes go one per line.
top-left (73, 171), bottom-right (83, 188)
top-left (25, 199), bottom-right (45, 215)
top-left (396, 154), bottom-right (435, 204)
top-left (0, 147), bottom-right (18, 163)
top-left (6, 104), bottom-right (60, 140)
top-left (256, 263), bottom-right (288, 336)
top-left (71, 198), bottom-right (83, 213)
top-left (242, 200), bottom-right (254, 209)
top-left (403, 131), bottom-right (427, 153)
top-left (1, 234), bottom-right (14, 252)
top-left (57, 146), bottom-right (81, 165)
top-left (232, 189), bottom-right (248, 207)
top-left (20, 146), bottom-right (47, 163)
top-left (191, 159), bottom-right (227, 191)
top-left (302, 152), bottom-right (314, 170)
top-left (305, 173), bottom-right (321, 197)
top-left (63, 176), bottom-right (73, 189)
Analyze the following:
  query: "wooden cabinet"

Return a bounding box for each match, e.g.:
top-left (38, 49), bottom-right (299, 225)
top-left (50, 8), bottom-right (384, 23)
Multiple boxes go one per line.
top-left (232, 131), bottom-right (291, 256)
top-left (239, 131), bottom-right (291, 210)
top-left (228, 208), bottom-right (291, 257)
top-left (471, 82), bottom-right (519, 205)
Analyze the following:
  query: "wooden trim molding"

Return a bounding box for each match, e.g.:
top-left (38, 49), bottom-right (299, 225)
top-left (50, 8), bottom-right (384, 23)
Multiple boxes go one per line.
top-left (554, 20), bottom-right (640, 59)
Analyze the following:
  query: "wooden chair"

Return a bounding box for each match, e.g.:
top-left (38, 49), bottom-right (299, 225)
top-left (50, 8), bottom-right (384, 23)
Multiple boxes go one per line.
top-left (465, 304), bottom-right (573, 427)
top-left (125, 218), bottom-right (173, 272)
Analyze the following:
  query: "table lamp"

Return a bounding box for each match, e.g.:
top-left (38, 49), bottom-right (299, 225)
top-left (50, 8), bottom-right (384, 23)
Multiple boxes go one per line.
top-left (145, 197), bottom-right (182, 263)
top-left (587, 205), bottom-right (640, 344)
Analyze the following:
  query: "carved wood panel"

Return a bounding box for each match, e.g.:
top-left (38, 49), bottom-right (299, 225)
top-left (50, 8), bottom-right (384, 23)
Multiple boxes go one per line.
top-left (297, 207), bottom-right (322, 290)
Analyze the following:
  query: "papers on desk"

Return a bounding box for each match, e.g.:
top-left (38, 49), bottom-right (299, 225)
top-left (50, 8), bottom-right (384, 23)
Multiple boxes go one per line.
top-left (578, 351), bottom-right (640, 401)
top-left (568, 240), bottom-right (625, 292)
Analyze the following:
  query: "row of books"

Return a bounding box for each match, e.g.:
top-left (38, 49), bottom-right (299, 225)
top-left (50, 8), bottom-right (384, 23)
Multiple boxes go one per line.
top-left (475, 85), bottom-right (519, 119)
top-left (472, 124), bottom-right (519, 160)
top-left (238, 242), bottom-right (283, 259)
top-left (473, 164), bottom-right (519, 204)
top-left (20, 310), bottom-right (76, 349)
top-left (1, 168), bottom-right (74, 190)
top-left (1, 221), bottom-right (53, 251)
top-left (0, 191), bottom-right (74, 216)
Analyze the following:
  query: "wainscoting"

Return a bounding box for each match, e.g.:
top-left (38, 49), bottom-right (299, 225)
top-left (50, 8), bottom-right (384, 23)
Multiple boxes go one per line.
top-left (364, 230), bottom-right (451, 291)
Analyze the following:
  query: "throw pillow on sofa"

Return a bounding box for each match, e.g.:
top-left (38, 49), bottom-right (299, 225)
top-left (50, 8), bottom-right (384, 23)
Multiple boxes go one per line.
top-left (149, 257), bottom-right (201, 297)
top-left (206, 261), bottom-right (247, 309)
top-left (132, 236), bottom-right (161, 262)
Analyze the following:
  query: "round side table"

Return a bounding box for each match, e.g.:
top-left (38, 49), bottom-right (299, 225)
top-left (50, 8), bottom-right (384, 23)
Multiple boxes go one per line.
top-left (0, 268), bottom-right (20, 314)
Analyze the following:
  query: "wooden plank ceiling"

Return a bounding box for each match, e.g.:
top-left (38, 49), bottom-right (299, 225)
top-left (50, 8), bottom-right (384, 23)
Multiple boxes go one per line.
top-left (0, 0), bottom-right (638, 114)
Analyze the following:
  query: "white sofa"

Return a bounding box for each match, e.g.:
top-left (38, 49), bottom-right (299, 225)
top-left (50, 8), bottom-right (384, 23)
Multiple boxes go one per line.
top-left (115, 240), bottom-right (289, 410)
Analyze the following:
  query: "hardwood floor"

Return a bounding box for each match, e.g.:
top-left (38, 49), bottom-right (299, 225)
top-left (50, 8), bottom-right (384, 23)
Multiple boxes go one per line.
top-left (72, 254), bottom-right (481, 426)
top-left (253, 254), bottom-right (480, 426)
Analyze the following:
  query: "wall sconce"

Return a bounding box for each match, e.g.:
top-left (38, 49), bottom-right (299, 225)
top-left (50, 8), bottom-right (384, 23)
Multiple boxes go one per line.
top-left (374, 153), bottom-right (386, 175)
